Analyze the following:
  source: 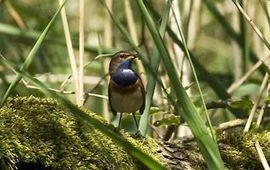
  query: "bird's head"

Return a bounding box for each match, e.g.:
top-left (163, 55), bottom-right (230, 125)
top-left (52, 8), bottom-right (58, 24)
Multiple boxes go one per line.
top-left (109, 51), bottom-right (137, 76)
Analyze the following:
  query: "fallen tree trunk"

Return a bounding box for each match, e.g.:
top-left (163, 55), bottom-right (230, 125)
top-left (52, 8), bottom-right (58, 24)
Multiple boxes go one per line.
top-left (0, 96), bottom-right (269, 169)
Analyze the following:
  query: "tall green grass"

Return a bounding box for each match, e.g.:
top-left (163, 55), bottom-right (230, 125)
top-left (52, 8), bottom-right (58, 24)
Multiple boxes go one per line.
top-left (102, 0), bottom-right (224, 169)
top-left (134, 0), bottom-right (224, 169)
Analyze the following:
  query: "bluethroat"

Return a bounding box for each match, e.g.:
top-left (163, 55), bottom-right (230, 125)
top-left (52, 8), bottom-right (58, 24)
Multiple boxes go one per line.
top-left (108, 51), bottom-right (145, 129)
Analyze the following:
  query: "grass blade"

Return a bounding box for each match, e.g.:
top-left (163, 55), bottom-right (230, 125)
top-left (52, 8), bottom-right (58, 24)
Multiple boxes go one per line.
top-left (135, 0), bottom-right (224, 169)
top-left (139, 0), bottom-right (171, 135)
top-left (170, 3), bottom-right (215, 141)
top-left (144, 1), bottom-right (250, 118)
top-left (144, 1), bottom-right (230, 100)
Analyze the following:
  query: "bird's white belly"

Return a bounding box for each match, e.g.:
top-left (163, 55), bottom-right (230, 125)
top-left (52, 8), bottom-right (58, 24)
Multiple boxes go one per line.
top-left (110, 88), bottom-right (143, 113)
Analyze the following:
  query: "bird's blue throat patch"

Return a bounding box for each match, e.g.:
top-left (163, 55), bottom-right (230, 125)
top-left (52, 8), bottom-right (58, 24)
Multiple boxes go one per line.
top-left (112, 60), bottom-right (138, 86)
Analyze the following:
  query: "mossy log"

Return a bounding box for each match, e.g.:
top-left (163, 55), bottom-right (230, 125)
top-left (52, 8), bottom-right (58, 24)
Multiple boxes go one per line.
top-left (0, 96), bottom-right (269, 170)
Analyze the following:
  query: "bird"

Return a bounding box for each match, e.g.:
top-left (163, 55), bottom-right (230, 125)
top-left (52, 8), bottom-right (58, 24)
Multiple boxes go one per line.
top-left (108, 51), bottom-right (145, 130)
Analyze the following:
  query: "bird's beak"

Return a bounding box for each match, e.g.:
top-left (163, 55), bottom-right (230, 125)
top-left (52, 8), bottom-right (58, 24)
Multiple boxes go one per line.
top-left (126, 54), bottom-right (137, 61)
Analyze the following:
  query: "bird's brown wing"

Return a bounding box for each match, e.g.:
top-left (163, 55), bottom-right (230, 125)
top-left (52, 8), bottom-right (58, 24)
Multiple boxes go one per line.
top-left (138, 76), bottom-right (145, 115)
top-left (108, 80), bottom-right (117, 116)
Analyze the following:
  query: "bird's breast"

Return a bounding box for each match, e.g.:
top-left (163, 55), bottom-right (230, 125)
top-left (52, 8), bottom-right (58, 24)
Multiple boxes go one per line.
top-left (109, 80), bottom-right (144, 113)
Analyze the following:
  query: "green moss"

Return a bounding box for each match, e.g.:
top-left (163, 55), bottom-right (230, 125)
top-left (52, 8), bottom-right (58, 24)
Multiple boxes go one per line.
top-left (0, 96), bottom-right (162, 170)
top-left (219, 131), bottom-right (270, 169)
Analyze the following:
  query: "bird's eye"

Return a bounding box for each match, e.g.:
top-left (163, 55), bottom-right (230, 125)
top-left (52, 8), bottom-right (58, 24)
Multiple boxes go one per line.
top-left (119, 54), bottom-right (125, 58)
